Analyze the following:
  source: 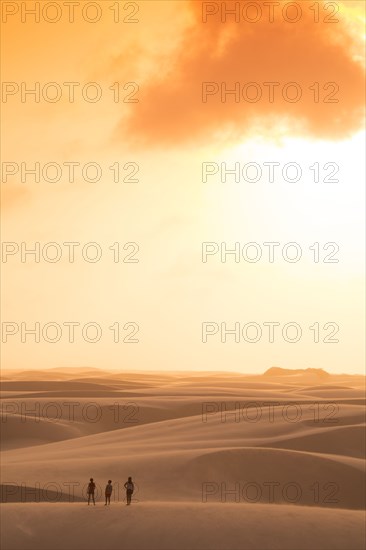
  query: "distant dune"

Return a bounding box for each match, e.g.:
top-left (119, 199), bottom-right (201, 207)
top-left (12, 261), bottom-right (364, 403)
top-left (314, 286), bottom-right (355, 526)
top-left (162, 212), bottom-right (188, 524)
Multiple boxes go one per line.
top-left (264, 367), bottom-right (331, 378)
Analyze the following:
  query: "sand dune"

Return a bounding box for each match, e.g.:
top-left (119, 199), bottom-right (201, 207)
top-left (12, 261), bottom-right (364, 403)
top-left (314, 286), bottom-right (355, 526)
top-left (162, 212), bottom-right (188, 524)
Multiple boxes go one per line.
top-left (1, 369), bottom-right (365, 549)
top-left (0, 381), bottom-right (116, 391)
top-left (1, 502), bottom-right (365, 550)
top-left (262, 424), bottom-right (366, 458)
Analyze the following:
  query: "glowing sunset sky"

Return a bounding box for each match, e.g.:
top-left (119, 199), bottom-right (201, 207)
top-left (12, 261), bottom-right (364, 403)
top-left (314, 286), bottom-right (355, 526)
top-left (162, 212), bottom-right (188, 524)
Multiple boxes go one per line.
top-left (1, 0), bottom-right (365, 373)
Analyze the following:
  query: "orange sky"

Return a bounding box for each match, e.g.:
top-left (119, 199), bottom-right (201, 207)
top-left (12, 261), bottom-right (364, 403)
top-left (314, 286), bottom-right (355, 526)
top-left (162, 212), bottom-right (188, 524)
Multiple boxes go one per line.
top-left (1, 1), bottom-right (365, 373)
top-left (123, 0), bottom-right (365, 146)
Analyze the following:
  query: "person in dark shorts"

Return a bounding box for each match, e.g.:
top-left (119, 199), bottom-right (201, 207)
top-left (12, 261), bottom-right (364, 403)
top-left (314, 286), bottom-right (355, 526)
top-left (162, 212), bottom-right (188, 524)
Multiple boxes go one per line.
top-left (124, 477), bottom-right (134, 505)
top-left (87, 478), bottom-right (96, 505)
top-left (105, 480), bottom-right (113, 505)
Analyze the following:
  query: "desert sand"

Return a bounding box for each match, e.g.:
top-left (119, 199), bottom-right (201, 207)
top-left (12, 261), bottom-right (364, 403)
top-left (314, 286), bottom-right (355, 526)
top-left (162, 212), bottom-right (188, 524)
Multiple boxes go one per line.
top-left (1, 367), bottom-right (365, 550)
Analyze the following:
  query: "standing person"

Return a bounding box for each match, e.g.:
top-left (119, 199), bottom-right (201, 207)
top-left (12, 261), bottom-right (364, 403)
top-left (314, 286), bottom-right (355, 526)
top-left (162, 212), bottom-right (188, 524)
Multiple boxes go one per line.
top-left (124, 477), bottom-right (134, 505)
top-left (87, 478), bottom-right (96, 505)
top-left (105, 480), bottom-right (113, 506)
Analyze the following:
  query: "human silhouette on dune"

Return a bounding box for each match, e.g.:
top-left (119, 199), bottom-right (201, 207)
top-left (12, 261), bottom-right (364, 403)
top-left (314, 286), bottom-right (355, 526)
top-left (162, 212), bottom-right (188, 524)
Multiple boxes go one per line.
top-left (124, 477), bottom-right (134, 505)
top-left (105, 480), bottom-right (113, 505)
top-left (87, 478), bottom-right (96, 505)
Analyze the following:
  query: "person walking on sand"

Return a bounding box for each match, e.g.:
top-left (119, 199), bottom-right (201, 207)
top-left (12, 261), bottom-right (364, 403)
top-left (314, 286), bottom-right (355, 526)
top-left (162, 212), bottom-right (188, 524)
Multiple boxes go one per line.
top-left (105, 480), bottom-right (113, 506)
top-left (124, 477), bottom-right (134, 505)
top-left (87, 478), bottom-right (96, 505)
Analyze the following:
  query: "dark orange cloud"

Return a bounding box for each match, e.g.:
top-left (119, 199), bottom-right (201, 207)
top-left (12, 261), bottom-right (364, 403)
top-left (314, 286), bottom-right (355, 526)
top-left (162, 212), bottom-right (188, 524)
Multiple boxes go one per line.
top-left (121, 0), bottom-right (365, 147)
